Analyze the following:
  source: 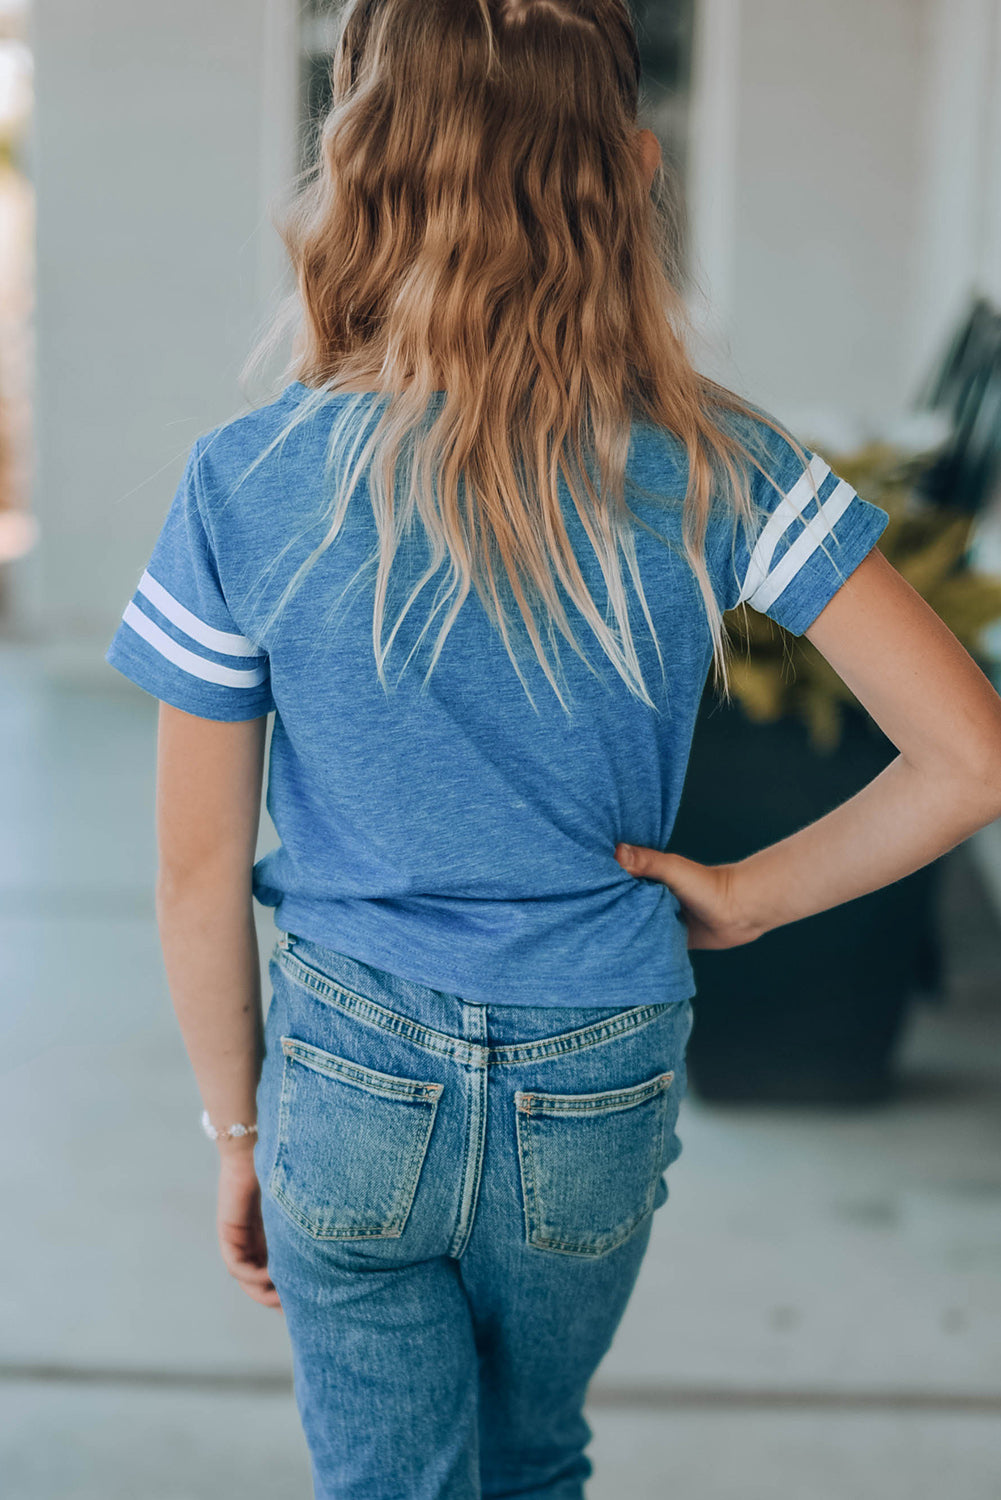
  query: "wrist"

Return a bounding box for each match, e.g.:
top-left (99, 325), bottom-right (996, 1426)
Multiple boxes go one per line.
top-left (722, 859), bottom-right (777, 942)
top-left (201, 1108), bottom-right (258, 1147)
top-left (216, 1131), bottom-right (258, 1163)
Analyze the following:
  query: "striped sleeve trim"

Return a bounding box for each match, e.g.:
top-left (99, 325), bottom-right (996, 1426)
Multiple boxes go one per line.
top-left (121, 600), bottom-right (268, 689)
top-left (737, 456), bottom-right (860, 613)
top-left (137, 569), bottom-right (261, 656)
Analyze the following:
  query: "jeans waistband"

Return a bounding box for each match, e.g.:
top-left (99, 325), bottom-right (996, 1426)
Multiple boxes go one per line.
top-left (272, 931), bottom-right (676, 1066)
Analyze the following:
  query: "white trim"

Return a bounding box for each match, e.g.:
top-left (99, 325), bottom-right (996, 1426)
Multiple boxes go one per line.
top-left (738, 455), bottom-right (831, 605)
top-left (747, 479), bottom-right (857, 614)
top-left (122, 602), bottom-right (268, 689)
top-left (137, 570), bottom-right (262, 657)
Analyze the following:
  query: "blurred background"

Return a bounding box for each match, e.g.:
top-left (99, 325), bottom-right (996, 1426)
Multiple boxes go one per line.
top-left (2, 1), bottom-right (1001, 1496)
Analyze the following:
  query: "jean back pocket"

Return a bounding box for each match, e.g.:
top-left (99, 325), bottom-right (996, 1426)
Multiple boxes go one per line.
top-left (515, 1071), bottom-right (675, 1257)
top-left (269, 1036), bottom-right (443, 1240)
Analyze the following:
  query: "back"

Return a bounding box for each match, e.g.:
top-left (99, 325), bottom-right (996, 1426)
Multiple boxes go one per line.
top-left (105, 383), bottom-right (888, 1006)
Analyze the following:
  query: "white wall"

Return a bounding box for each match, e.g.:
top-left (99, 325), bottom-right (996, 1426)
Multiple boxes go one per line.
top-left (18, 0), bottom-right (1001, 653)
top-left (909, 0), bottom-right (1001, 384)
top-left (690, 0), bottom-right (929, 437)
top-left (734, 0), bottom-right (925, 432)
top-left (688, 0), bottom-right (1001, 908)
top-left (17, 0), bottom-right (297, 660)
top-left (689, 0), bottom-right (1001, 441)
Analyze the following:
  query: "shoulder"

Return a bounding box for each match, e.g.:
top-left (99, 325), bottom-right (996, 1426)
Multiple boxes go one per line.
top-left (193, 386), bottom-right (305, 489)
top-left (711, 400), bottom-right (816, 503)
top-left (626, 400), bottom-right (813, 510)
top-left (181, 385), bottom-right (328, 549)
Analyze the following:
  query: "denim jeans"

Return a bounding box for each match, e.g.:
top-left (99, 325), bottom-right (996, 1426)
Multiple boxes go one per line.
top-left (254, 932), bottom-right (694, 1500)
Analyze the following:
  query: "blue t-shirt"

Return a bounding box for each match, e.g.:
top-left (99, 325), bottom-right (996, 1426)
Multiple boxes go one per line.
top-left (106, 383), bottom-right (889, 1007)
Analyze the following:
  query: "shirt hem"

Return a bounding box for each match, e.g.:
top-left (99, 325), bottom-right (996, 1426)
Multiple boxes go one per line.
top-left (105, 637), bottom-right (275, 722)
top-left (262, 902), bottom-right (697, 1009)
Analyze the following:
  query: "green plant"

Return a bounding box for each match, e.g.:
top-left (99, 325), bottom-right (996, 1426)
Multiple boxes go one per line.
top-left (723, 442), bottom-right (1001, 751)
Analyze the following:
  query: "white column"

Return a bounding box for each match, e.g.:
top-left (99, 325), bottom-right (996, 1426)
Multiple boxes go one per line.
top-left (685, 0), bottom-right (742, 380)
top-left (906, 0), bottom-right (1001, 392)
top-left (977, 1), bottom-right (1001, 303)
top-left (16, 0), bottom-right (299, 673)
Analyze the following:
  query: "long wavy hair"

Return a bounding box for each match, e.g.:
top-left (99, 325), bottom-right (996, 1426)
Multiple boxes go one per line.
top-left (242, 0), bottom-right (785, 713)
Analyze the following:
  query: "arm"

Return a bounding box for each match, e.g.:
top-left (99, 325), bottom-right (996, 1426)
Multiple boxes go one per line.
top-left (615, 547), bottom-right (1001, 946)
top-left (156, 703), bottom-right (280, 1307)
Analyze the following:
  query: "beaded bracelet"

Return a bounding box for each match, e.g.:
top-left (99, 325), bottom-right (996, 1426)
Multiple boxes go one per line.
top-left (201, 1109), bottom-right (259, 1142)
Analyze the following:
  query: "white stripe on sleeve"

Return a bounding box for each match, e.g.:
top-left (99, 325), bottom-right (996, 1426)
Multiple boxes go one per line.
top-left (137, 570), bottom-right (262, 657)
top-left (745, 478), bottom-right (857, 613)
top-left (737, 454), bottom-right (831, 606)
top-left (122, 602), bottom-right (268, 688)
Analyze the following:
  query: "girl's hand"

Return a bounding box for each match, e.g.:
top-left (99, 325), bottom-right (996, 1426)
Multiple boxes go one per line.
top-left (614, 843), bottom-right (767, 950)
top-left (216, 1145), bottom-right (283, 1310)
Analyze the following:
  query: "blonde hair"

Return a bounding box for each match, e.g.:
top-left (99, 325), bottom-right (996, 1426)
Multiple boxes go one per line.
top-left (243, 0), bottom-right (787, 713)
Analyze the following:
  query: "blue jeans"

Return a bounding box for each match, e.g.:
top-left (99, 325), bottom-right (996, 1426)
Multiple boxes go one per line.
top-left (255, 932), bottom-right (694, 1500)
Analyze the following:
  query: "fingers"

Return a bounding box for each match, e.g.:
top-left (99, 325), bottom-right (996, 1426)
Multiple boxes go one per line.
top-left (217, 1187), bottom-right (283, 1310)
top-left (238, 1277), bottom-right (283, 1310)
top-left (615, 841), bottom-right (675, 882)
top-left (614, 841), bottom-right (643, 873)
top-left (219, 1239), bottom-right (284, 1309)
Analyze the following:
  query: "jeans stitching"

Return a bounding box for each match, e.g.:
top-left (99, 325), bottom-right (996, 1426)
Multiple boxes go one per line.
top-left (271, 1181), bottom-right (407, 1241)
top-left (269, 1050), bottom-right (294, 1211)
top-left (273, 1108), bottom-right (436, 1240)
top-left (275, 945), bottom-right (674, 1063)
top-left (515, 1087), bottom-right (669, 1257)
top-left (279, 1035), bottom-right (444, 1102)
top-left (514, 1072), bottom-right (674, 1115)
top-left (515, 1105), bottom-right (541, 1248)
top-left (487, 1010), bottom-right (672, 1062)
top-left (269, 1045), bottom-right (441, 1240)
top-left (448, 1003), bottom-right (489, 1259)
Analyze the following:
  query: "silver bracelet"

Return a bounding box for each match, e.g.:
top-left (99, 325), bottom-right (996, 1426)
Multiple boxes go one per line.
top-left (201, 1109), bottom-right (258, 1142)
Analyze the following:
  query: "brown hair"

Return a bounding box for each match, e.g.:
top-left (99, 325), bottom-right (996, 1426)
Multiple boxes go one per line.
top-left (245, 0), bottom-right (777, 711)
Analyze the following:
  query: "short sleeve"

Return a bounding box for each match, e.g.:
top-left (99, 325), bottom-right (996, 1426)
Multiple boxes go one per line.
top-left (105, 440), bottom-right (275, 720)
top-left (713, 421), bottom-right (890, 637)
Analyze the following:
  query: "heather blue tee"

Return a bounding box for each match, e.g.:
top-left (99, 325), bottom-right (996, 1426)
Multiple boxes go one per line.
top-left (106, 383), bottom-right (889, 1007)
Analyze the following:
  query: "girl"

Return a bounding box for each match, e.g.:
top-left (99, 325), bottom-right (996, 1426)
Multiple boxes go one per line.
top-left (106, 1), bottom-right (1001, 1496)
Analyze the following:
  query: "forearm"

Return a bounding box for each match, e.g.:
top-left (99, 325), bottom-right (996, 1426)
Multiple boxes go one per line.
top-left (156, 865), bottom-right (264, 1132)
top-left (731, 752), bottom-right (1001, 935)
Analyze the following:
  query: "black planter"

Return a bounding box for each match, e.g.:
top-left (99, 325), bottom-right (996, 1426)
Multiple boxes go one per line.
top-left (669, 695), bottom-right (943, 1106)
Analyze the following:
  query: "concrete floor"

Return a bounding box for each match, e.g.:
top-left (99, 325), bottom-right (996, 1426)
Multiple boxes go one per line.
top-left (2, 645), bottom-right (1000, 1499)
